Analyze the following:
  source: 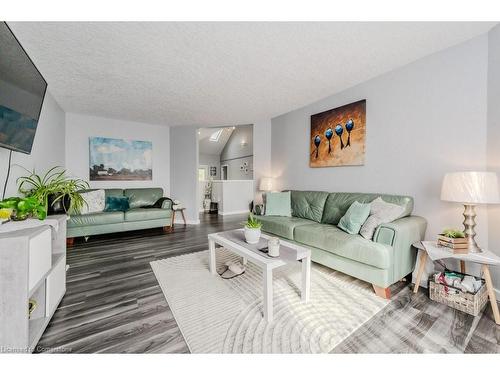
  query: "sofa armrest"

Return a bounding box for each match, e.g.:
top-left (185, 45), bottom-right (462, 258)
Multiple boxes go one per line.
top-left (161, 199), bottom-right (173, 210)
top-left (373, 215), bottom-right (427, 283)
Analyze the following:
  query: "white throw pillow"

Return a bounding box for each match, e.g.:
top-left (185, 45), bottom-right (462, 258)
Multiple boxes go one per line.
top-left (79, 189), bottom-right (105, 215)
top-left (360, 197), bottom-right (405, 240)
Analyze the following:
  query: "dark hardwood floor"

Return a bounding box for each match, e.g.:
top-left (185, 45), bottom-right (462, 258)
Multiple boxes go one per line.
top-left (37, 213), bottom-right (246, 353)
top-left (36, 214), bottom-right (500, 353)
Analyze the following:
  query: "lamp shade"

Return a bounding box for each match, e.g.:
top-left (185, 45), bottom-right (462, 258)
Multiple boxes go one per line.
top-left (441, 171), bottom-right (500, 204)
top-left (259, 177), bottom-right (274, 191)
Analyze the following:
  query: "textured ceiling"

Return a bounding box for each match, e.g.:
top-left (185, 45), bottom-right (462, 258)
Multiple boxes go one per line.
top-left (7, 22), bottom-right (497, 127)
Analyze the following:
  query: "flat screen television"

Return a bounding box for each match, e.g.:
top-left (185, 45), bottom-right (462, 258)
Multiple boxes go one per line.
top-left (0, 22), bottom-right (47, 154)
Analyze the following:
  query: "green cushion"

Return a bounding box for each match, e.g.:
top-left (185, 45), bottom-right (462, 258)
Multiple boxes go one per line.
top-left (68, 211), bottom-right (124, 227)
top-left (294, 223), bottom-right (393, 269)
top-left (265, 191), bottom-right (291, 217)
top-left (290, 190), bottom-right (329, 222)
top-left (124, 208), bottom-right (172, 222)
top-left (104, 196), bottom-right (130, 212)
top-left (124, 188), bottom-right (164, 209)
top-left (321, 192), bottom-right (413, 225)
top-left (258, 215), bottom-right (315, 240)
top-left (338, 201), bottom-right (371, 234)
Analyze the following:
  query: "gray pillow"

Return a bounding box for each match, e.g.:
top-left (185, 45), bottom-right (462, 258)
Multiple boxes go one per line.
top-left (79, 189), bottom-right (105, 215)
top-left (360, 197), bottom-right (405, 240)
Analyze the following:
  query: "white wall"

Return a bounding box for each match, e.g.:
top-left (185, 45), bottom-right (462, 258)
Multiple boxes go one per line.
top-left (253, 119), bottom-right (272, 204)
top-left (0, 91), bottom-right (65, 198)
top-left (271, 35), bottom-right (489, 245)
top-left (212, 180), bottom-right (255, 215)
top-left (65, 112), bottom-right (170, 194)
top-left (199, 153), bottom-right (220, 180)
top-left (487, 25), bottom-right (500, 290)
top-left (220, 124), bottom-right (254, 180)
top-left (221, 156), bottom-right (253, 181)
top-left (170, 126), bottom-right (199, 224)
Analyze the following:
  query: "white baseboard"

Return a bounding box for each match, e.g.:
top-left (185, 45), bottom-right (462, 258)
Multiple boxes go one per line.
top-left (218, 210), bottom-right (250, 216)
top-left (173, 218), bottom-right (200, 225)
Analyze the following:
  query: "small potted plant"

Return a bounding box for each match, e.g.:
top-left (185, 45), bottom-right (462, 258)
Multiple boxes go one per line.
top-left (0, 196), bottom-right (47, 221)
top-left (17, 166), bottom-right (89, 215)
top-left (203, 180), bottom-right (213, 213)
top-left (438, 228), bottom-right (468, 253)
top-left (244, 213), bottom-right (262, 244)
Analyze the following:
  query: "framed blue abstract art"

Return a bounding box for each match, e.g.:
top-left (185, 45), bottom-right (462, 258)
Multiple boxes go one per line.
top-left (89, 136), bottom-right (152, 180)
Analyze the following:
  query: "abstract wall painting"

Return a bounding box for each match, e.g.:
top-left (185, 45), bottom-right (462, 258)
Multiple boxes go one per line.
top-left (89, 136), bottom-right (152, 180)
top-left (310, 99), bottom-right (366, 167)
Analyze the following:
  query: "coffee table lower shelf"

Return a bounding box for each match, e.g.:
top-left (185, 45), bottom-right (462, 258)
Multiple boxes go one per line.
top-left (208, 230), bottom-right (311, 323)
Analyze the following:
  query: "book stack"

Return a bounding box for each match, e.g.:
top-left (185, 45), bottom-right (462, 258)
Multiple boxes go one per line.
top-left (437, 234), bottom-right (469, 254)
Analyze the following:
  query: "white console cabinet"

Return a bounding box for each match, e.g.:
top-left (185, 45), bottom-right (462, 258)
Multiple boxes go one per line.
top-left (0, 215), bottom-right (67, 353)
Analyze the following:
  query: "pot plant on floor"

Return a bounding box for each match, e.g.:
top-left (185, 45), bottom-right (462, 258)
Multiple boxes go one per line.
top-left (244, 213), bottom-right (262, 244)
top-left (17, 166), bottom-right (89, 215)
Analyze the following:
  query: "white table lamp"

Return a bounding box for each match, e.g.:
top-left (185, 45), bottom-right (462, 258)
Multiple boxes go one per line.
top-left (259, 177), bottom-right (275, 192)
top-left (441, 171), bottom-right (500, 253)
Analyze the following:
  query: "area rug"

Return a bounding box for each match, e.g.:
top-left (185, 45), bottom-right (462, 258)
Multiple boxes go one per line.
top-left (150, 249), bottom-right (389, 353)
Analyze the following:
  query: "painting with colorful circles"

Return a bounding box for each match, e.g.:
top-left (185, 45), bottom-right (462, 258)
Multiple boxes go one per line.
top-left (310, 99), bottom-right (366, 167)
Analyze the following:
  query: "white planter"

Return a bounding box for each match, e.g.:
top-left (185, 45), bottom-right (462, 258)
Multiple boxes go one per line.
top-left (203, 199), bottom-right (211, 212)
top-left (268, 237), bottom-right (280, 257)
top-left (244, 226), bottom-right (261, 244)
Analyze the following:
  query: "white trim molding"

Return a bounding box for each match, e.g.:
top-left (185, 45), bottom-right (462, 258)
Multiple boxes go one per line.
top-left (173, 218), bottom-right (200, 225)
top-left (218, 210), bottom-right (250, 216)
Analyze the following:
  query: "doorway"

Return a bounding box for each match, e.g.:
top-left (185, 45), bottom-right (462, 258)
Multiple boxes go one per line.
top-left (197, 124), bottom-right (254, 216)
top-left (198, 165), bottom-right (208, 182)
top-left (221, 165), bottom-right (228, 180)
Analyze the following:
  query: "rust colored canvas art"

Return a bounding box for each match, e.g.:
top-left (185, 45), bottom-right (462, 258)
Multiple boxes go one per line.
top-left (310, 99), bottom-right (366, 167)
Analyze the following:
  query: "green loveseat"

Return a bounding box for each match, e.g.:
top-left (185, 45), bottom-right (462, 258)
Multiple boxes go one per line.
top-left (67, 188), bottom-right (173, 241)
top-left (257, 191), bottom-right (427, 298)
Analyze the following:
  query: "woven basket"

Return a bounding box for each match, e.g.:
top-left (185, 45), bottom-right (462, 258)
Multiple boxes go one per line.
top-left (429, 272), bottom-right (488, 316)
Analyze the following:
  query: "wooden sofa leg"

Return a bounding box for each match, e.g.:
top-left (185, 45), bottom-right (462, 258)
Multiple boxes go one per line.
top-left (66, 237), bottom-right (75, 247)
top-left (372, 284), bottom-right (391, 300)
top-left (163, 225), bottom-right (173, 233)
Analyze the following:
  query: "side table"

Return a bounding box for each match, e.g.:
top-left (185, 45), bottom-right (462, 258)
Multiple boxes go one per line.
top-left (172, 207), bottom-right (187, 228)
top-left (413, 241), bottom-right (500, 325)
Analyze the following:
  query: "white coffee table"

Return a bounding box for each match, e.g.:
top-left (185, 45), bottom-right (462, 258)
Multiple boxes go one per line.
top-left (208, 229), bottom-right (311, 323)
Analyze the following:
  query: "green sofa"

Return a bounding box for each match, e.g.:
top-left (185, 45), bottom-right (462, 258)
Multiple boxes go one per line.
top-left (257, 191), bottom-right (427, 298)
top-left (67, 188), bottom-right (173, 240)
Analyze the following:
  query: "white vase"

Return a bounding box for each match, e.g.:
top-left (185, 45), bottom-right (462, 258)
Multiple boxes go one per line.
top-left (203, 198), bottom-right (211, 212)
top-left (244, 226), bottom-right (261, 244)
top-left (268, 237), bottom-right (280, 257)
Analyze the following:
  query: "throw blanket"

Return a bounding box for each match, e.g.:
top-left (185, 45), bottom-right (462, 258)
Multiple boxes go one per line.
top-left (141, 197), bottom-right (173, 209)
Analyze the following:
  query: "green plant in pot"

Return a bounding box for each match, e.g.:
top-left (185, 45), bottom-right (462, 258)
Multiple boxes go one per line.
top-left (17, 166), bottom-right (89, 215)
top-left (0, 196), bottom-right (47, 220)
top-left (244, 213), bottom-right (262, 244)
top-left (442, 229), bottom-right (465, 238)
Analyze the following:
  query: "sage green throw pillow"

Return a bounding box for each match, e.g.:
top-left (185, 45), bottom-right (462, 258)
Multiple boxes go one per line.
top-left (337, 201), bottom-right (371, 235)
top-left (265, 191), bottom-right (292, 217)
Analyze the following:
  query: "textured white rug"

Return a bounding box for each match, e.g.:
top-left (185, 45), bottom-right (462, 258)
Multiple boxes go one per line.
top-left (150, 249), bottom-right (389, 353)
